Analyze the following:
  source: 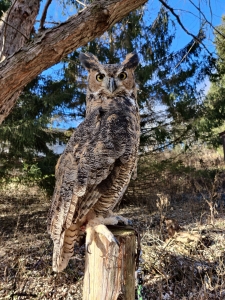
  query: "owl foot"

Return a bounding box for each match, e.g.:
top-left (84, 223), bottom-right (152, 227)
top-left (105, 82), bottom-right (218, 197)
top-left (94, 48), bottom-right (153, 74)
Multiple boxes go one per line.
top-left (85, 214), bottom-right (133, 253)
top-left (104, 211), bottom-right (133, 226)
top-left (85, 217), bottom-right (120, 253)
top-left (115, 215), bottom-right (133, 226)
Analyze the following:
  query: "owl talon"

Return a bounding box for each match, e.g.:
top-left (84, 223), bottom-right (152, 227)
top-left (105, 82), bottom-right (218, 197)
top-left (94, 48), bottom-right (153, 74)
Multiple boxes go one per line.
top-left (113, 237), bottom-right (120, 246)
top-left (115, 215), bottom-right (132, 226)
top-left (128, 219), bottom-right (133, 226)
top-left (86, 243), bottom-right (92, 254)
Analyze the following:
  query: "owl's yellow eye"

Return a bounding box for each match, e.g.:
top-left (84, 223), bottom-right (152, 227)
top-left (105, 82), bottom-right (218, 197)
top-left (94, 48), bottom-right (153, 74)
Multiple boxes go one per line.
top-left (96, 73), bottom-right (105, 82)
top-left (118, 72), bottom-right (127, 80)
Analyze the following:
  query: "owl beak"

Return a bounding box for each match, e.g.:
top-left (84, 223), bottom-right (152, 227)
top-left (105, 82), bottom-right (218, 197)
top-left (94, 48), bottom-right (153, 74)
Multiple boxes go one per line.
top-left (108, 78), bottom-right (116, 93)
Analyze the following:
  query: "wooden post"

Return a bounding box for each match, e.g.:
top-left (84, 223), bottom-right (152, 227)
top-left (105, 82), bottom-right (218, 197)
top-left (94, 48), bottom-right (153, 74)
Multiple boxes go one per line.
top-left (222, 136), bottom-right (225, 161)
top-left (83, 226), bottom-right (136, 300)
top-left (219, 131), bottom-right (225, 161)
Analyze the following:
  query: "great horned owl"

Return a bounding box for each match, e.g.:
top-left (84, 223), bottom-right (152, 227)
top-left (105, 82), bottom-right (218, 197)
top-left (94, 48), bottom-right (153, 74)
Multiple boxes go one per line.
top-left (48, 52), bottom-right (140, 272)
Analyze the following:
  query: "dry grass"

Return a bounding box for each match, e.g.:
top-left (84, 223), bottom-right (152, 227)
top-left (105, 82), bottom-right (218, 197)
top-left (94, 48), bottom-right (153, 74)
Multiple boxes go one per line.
top-left (0, 184), bottom-right (84, 299)
top-left (0, 183), bottom-right (225, 299)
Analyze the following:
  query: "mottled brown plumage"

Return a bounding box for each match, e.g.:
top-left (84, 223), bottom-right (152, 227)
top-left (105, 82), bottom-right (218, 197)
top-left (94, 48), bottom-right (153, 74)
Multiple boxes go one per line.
top-left (48, 52), bottom-right (140, 272)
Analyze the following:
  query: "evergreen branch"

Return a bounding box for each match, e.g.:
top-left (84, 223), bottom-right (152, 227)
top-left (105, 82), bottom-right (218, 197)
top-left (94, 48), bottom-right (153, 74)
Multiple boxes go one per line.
top-left (143, 129), bottom-right (192, 154)
top-left (39, 0), bottom-right (53, 31)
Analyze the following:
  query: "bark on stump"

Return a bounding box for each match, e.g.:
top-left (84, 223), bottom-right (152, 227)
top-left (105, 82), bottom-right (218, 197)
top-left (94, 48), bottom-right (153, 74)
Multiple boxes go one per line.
top-left (83, 226), bottom-right (136, 300)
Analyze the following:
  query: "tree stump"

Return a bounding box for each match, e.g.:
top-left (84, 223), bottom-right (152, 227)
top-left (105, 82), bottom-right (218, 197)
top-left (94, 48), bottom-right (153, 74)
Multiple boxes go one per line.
top-left (83, 226), bottom-right (136, 300)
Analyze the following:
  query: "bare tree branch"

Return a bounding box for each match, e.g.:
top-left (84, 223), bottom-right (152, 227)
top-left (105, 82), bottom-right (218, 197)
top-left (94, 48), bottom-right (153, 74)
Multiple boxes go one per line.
top-left (174, 41), bottom-right (196, 70)
top-left (188, 0), bottom-right (225, 39)
top-left (39, 0), bottom-right (53, 31)
top-left (76, 0), bottom-right (87, 7)
top-left (36, 20), bottom-right (60, 25)
top-left (158, 0), bottom-right (212, 55)
top-left (208, 0), bottom-right (213, 29)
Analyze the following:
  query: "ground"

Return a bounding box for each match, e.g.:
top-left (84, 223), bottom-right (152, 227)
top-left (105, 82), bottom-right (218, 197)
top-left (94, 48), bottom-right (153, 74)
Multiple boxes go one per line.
top-left (0, 184), bottom-right (225, 300)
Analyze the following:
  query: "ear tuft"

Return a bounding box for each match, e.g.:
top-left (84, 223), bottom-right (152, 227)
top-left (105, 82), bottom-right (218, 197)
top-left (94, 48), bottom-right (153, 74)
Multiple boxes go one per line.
top-left (79, 52), bottom-right (100, 71)
top-left (122, 52), bottom-right (139, 69)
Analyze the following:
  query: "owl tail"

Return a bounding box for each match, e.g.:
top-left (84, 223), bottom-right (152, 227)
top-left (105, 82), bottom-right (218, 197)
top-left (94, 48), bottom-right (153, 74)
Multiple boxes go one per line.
top-left (52, 223), bottom-right (81, 272)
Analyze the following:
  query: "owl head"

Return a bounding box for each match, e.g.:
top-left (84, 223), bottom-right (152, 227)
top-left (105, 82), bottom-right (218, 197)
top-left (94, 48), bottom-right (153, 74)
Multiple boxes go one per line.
top-left (79, 52), bottom-right (139, 100)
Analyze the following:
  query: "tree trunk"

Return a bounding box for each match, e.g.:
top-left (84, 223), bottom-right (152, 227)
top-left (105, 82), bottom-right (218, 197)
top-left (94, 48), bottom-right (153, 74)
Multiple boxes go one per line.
top-left (0, 0), bottom-right (40, 121)
top-left (0, 0), bottom-right (40, 62)
top-left (83, 226), bottom-right (136, 300)
top-left (0, 0), bottom-right (147, 124)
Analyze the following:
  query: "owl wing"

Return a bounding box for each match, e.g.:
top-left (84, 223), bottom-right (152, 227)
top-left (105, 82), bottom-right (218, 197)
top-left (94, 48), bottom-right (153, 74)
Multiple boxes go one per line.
top-left (48, 108), bottom-right (132, 240)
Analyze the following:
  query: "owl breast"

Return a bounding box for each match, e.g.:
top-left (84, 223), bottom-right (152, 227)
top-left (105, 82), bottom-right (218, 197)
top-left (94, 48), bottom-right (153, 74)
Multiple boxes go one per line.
top-left (70, 94), bottom-right (140, 219)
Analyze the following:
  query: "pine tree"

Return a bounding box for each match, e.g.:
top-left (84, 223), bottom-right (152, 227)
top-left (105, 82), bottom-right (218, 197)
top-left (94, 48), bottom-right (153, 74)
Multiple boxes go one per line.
top-left (196, 15), bottom-right (225, 147)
